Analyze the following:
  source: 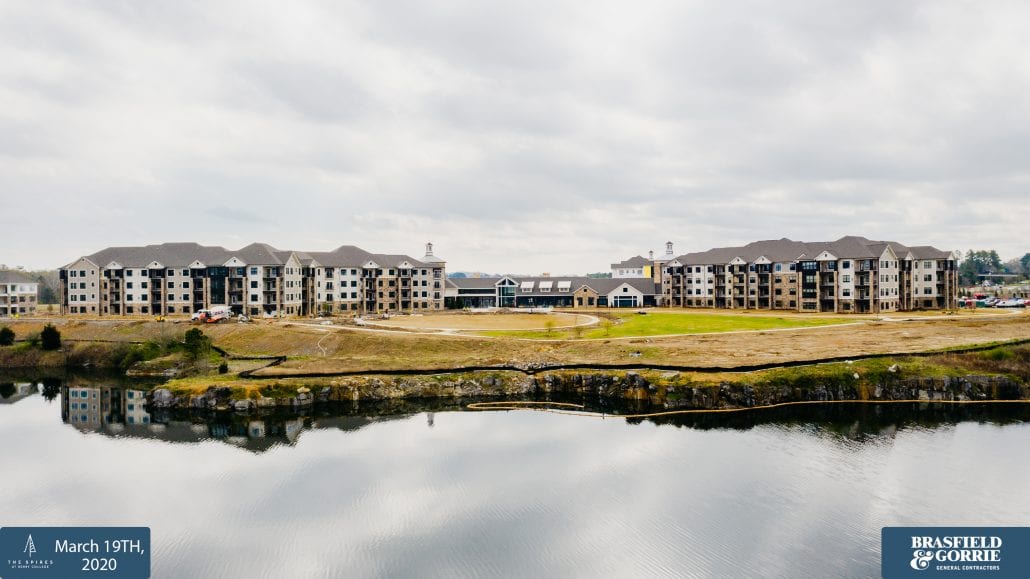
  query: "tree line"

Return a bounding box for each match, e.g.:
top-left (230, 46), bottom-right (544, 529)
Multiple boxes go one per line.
top-left (959, 250), bottom-right (1030, 286)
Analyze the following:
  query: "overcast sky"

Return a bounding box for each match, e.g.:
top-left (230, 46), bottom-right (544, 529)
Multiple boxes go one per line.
top-left (1, 1), bottom-right (1028, 273)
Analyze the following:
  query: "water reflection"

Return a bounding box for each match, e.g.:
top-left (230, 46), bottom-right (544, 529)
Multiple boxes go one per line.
top-left (20, 377), bottom-right (1027, 452)
top-left (4, 374), bottom-right (1030, 578)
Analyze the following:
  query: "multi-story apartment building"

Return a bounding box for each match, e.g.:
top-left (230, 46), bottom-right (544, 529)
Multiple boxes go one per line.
top-left (0, 270), bottom-right (38, 317)
top-left (304, 243), bottom-right (447, 315)
top-left (59, 242), bottom-right (445, 317)
top-left (661, 236), bottom-right (959, 313)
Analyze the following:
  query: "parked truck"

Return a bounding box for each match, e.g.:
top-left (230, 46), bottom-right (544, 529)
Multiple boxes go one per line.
top-left (191, 305), bottom-right (232, 323)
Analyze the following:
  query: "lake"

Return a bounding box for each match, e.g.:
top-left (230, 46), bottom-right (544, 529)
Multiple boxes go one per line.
top-left (2, 376), bottom-right (1029, 578)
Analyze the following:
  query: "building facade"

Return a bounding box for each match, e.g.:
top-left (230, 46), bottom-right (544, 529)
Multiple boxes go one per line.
top-left (661, 236), bottom-right (959, 313)
top-left (59, 242), bottom-right (445, 317)
top-left (0, 270), bottom-right (38, 317)
top-left (445, 276), bottom-right (659, 309)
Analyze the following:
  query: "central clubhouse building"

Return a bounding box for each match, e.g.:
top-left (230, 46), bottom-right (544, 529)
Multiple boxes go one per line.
top-left (58, 235), bottom-right (960, 316)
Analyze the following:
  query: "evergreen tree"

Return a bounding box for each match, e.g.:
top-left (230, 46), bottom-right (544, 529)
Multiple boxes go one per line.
top-left (40, 324), bottom-right (61, 351)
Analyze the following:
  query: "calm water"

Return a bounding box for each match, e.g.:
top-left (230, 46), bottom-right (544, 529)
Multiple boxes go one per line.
top-left (2, 376), bottom-right (1030, 578)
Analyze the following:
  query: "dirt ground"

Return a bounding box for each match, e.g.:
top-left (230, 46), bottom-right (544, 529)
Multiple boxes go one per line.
top-left (3, 311), bottom-right (1028, 373)
top-left (364, 312), bottom-right (592, 331)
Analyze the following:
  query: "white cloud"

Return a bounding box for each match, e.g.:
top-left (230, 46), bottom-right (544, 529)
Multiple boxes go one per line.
top-left (1, 0), bottom-right (1028, 272)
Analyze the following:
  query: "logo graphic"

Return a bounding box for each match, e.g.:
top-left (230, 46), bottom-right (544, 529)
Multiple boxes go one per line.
top-left (23, 533), bottom-right (36, 557)
top-left (910, 549), bottom-right (934, 571)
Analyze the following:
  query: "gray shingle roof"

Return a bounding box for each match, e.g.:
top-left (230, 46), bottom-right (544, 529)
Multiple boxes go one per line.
top-left (675, 236), bottom-right (953, 265)
top-left (447, 275), bottom-right (659, 296)
top-left (610, 256), bottom-right (650, 268)
top-left (0, 270), bottom-right (37, 284)
top-left (67, 242), bottom-right (435, 270)
top-left (79, 242), bottom-right (232, 269)
top-left (447, 277), bottom-right (500, 290)
top-left (371, 254), bottom-right (429, 268)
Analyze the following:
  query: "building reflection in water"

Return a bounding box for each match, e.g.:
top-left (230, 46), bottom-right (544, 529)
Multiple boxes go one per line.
top-left (56, 384), bottom-right (374, 453)
top-left (62, 385), bottom-right (149, 429)
top-left (46, 381), bottom-right (1030, 454)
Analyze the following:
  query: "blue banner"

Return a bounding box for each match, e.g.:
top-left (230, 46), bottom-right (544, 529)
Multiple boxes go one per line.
top-left (0, 527), bottom-right (150, 579)
top-left (883, 527), bottom-right (1030, 579)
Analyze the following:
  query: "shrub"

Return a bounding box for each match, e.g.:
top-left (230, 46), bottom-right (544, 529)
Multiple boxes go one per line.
top-left (981, 347), bottom-right (1014, 362)
top-left (183, 328), bottom-right (212, 360)
top-left (218, 361), bottom-right (229, 374)
top-left (40, 324), bottom-right (61, 351)
top-left (0, 326), bottom-right (14, 346)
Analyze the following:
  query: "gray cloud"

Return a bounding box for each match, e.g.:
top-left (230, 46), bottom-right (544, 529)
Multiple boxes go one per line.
top-left (1, 0), bottom-right (1028, 273)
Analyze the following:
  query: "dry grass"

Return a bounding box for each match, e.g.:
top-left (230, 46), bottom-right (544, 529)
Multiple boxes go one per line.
top-left (2, 311), bottom-right (1028, 374)
top-left (365, 311), bottom-right (589, 331)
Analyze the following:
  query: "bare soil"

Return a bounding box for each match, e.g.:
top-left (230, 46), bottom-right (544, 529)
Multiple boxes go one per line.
top-left (3, 312), bottom-right (1028, 374)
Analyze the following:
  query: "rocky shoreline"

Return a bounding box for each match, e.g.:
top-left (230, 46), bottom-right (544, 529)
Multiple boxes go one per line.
top-left (146, 370), bottom-right (1028, 413)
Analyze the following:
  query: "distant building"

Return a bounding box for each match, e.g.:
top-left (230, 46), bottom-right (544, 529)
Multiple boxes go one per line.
top-left (661, 236), bottom-right (959, 313)
top-left (0, 270), bottom-right (38, 317)
top-left (610, 256), bottom-right (651, 279)
top-left (59, 242), bottom-right (445, 317)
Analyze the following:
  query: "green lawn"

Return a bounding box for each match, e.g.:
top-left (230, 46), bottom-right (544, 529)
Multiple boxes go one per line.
top-left (480, 312), bottom-right (854, 339)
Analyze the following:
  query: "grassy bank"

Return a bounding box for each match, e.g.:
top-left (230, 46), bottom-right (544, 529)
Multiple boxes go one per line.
top-left (154, 343), bottom-right (1030, 403)
top-left (3, 313), bottom-right (1029, 379)
top-left (480, 311), bottom-right (851, 339)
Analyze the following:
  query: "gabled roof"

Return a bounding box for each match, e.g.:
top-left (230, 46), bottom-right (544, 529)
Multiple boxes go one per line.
top-left (674, 236), bottom-right (954, 266)
top-left (234, 243), bottom-right (286, 265)
top-left (0, 270), bottom-right (36, 284)
top-left (610, 255), bottom-right (650, 268)
top-left (75, 242), bottom-right (231, 269)
top-left (446, 277), bottom-right (500, 290)
top-left (64, 242), bottom-right (437, 271)
top-left (371, 254), bottom-right (428, 269)
top-left (504, 276), bottom-right (659, 296)
top-left (907, 246), bottom-right (954, 259)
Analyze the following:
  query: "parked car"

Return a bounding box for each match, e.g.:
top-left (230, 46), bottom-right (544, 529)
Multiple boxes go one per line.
top-left (995, 299), bottom-right (1026, 308)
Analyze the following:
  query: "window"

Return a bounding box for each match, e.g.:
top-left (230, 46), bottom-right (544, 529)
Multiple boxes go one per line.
top-left (842, 275), bottom-right (851, 283)
top-left (250, 267), bottom-right (258, 275)
top-left (775, 264), bottom-right (782, 272)
top-left (842, 261), bottom-right (851, 269)
top-left (126, 270), bottom-right (133, 277)
top-left (127, 282), bottom-right (133, 289)
top-left (251, 281), bottom-right (258, 288)
top-left (167, 293), bottom-right (174, 301)
top-left (182, 294), bottom-right (189, 301)
top-left (182, 269), bottom-right (189, 276)
top-left (141, 282), bottom-right (148, 289)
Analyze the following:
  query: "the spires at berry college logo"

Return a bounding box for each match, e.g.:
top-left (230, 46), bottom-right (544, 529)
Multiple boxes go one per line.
top-left (24, 533), bottom-right (36, 556)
